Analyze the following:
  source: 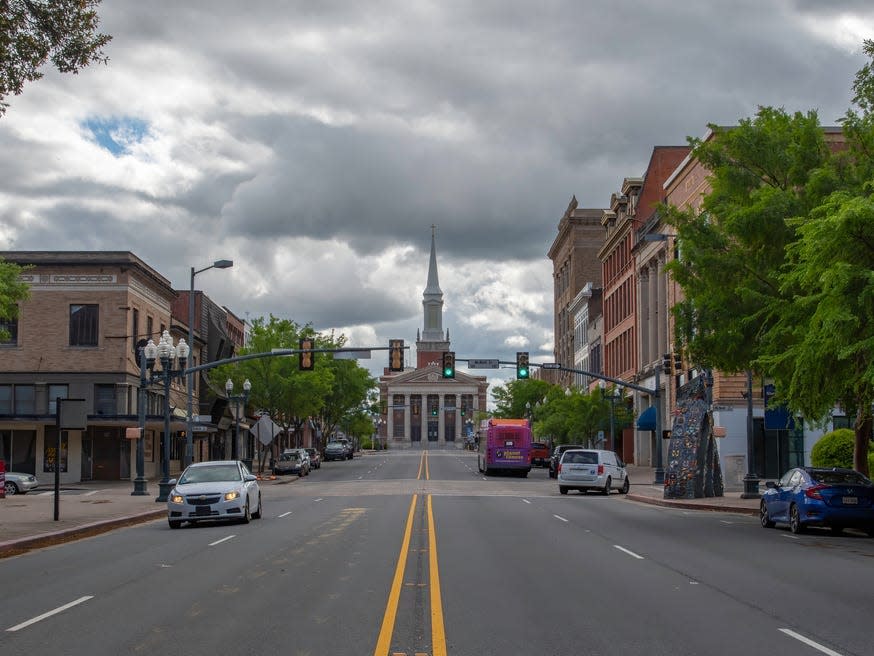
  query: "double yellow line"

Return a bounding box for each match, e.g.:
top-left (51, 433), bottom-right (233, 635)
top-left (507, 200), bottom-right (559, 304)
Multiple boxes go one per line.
top-left (416, 449), bottom-right (430, 480)
top-left (373, 451), bottom-right (445, 656)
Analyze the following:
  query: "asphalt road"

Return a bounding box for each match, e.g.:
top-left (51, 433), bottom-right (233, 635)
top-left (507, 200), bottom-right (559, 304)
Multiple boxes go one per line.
top-left (2, 449), bottom-right (872, 656)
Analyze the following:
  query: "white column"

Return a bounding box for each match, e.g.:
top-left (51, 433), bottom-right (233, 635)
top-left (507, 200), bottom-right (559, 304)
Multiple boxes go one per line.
top-left (404, 393), bottom-right (411, 441)
top-left (386, 391), bottom-right (394, 441)
top-left (638, 267), bottom-right (650, 366)
top-left (437, 394), bottom-right (445, 444)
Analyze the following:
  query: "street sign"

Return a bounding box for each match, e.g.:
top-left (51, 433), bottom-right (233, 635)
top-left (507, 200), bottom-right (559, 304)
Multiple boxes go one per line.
top-left (334, 350), bottom-right (372, 360)
top-left (191, 425), bottom-right (211, 432)
top-left (467, 358), bottom-right (500, 369)
top-left (540, 363), bottom-right (561, 369)
top-left (194, 415), bottom-right (212, 423)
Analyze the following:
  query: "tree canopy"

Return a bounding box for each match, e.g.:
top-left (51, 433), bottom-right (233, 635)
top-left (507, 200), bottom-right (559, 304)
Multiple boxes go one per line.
top-left (0, 0), bottom-right (112, 115)
top-left (0, 258), bottom-right (30, 340)
top-left (664, 40), bottom-right (874, 474)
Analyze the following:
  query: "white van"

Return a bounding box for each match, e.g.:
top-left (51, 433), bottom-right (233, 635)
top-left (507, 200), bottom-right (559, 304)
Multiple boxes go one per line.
top-left (557, 449), bottom-right (629, 495)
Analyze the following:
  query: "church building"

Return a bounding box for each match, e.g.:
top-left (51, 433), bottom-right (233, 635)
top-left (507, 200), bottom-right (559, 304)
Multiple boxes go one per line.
top-left (377, 229), bottom-right (489, 447)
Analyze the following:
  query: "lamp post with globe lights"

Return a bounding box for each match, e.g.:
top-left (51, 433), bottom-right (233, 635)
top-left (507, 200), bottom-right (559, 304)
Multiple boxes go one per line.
top-left (136, 330), bottom-right (190, 502)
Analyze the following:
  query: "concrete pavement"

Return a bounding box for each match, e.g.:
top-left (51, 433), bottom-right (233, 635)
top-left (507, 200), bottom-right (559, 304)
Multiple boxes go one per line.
top-left (1, 460), bottom-right (763, 559)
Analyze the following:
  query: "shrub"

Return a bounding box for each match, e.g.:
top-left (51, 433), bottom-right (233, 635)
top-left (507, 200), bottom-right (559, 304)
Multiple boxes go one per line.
top-left (811, 429), bottom-right (855, 468)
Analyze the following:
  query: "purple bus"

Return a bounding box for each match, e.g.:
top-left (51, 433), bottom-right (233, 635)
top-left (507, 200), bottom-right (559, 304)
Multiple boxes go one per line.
top-left (477, 418), bottom-right (532, 477)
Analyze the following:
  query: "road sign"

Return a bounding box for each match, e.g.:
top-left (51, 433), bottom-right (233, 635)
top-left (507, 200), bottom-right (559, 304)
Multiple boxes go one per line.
top-left (467, 359), bottom-right (500, 369)
top-left (194, 415), bottom-right (212, 423)
top-left (334, 350), bottom-right (372, 360)
top-left (540, 363), bottom-right (561, 369)
top-left (191, 425), bottom-right (211, 432)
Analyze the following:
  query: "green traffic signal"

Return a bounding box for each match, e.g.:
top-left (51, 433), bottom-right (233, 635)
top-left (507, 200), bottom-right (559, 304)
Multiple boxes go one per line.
top-left (516, 351), bottom-right (529, 379)
top-left (442, 351), bottom-right (456, 379)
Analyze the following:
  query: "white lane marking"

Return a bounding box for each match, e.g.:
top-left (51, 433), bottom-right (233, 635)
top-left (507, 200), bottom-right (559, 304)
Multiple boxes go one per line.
top-left (278, 511), bottom-right (292, 518)
top-left (781, 534), bottom-right (799, 540)
top-left (522, 499), bottom-right (531, 504)
top-left (779, 628), bottom-right (845, 656)
top-left (209, 535), bottom-right (236, 546)
top-left (83, 490), bottom-right (98, 496)
top-left (314, 498), bottom-right (324, 502)
top-left (358, 476), bottom-right (364, 480)
top-left (553, 514), bottom-right (569, 522)
top-left (720, 520), bottom-right (733, 524)
top-left (613, 545), bottom-right (645, 560)
top-left (7, 596), bottom-right (94, 632)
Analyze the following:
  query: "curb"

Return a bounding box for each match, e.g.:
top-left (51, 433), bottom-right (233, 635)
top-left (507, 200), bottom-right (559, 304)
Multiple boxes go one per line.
top-left (0, 509), bottom-right (166, 559)
top-left (625, 492), bottom-right (759, 516)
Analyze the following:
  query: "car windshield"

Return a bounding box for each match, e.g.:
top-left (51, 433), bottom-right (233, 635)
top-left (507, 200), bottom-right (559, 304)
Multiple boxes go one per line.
top-left (280, 453), bottom-right (299, 462)
top-left (178, 464), bottom-right (241, 484)
top-left (563, 451), bottom-right (598, 464)
top-left (811, 471), bottom-right (872, 486)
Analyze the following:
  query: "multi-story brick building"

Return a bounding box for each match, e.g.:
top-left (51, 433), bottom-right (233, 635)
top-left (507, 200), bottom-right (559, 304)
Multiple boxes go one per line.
top-left (547, 197), bottom-right (605, 388)
top-left (0, 251), bottom-right (242, 484)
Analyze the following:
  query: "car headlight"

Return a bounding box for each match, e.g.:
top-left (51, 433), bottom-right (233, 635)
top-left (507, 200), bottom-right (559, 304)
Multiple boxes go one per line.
top-left (169, 494), bottom-right (184, 504)
top-left (224, 490), bottom-right (240, 501)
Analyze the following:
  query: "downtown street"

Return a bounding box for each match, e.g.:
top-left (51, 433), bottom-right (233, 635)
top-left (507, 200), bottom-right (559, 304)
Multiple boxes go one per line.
top-left (2, 449), bottom-right (872, 656)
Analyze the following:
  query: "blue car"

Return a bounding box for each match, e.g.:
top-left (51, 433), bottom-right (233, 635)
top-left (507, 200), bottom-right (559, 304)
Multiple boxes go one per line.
top-left (760, 467), bottom-right (874, 536)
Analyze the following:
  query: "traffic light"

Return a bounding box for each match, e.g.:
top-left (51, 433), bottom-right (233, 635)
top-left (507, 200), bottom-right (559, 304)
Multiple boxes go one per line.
top-left (662, 352), bottom-right (672, 374)
top-left (389, 339), bottom-right (404, 372)
top-left (516, 352), bottom-right (530, 379)
top-left (442, 351), bottom-right (456, 378)
top-left (673, 351), bottom-right (682, 374)
top-left (299, 338), bottom-right (314, 370)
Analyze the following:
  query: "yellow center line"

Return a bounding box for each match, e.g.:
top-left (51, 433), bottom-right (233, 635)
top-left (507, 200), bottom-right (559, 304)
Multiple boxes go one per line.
top-left (425, 450), bottom-right (430, 480)
top-left (374, 494), bottom-right (418, 656)
top-left (427, 494), bottom-right (447, 656)
top-left (416, 451), bottom-right (425, 480)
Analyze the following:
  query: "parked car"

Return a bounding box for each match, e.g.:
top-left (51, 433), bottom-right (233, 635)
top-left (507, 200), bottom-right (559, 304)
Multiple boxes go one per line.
top-left (325, 441), bottom-right (352, 461)
top-left (548, 444), bottom-right (585, 478)
top-left (166, 460), bottom-right (261, 529)
top-left (760, 467), bottom-right (874, 536)
top-left (3, 471), bottom-right (40, 495)
top-left (557, 449), bottom-right (630, 495)
top-left (273, 450), bottom-right (310, 476)
top-left (305, 448), bottom-right (321, 469)
top-left (530, 442), bottom-right (550, 467)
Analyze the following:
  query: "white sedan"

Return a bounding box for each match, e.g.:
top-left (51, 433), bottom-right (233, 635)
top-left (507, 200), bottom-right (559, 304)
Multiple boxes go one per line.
top-left (4, 471), bottom-right (40, 495)
top-left (166, 460), bottom-right (262, 529)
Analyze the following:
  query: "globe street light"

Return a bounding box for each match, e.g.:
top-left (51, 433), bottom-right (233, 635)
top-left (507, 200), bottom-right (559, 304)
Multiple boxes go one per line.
top-left (186, 258), bottom-right (233, 468)
top-left (225, 378), bottom-right (252, 461)
top-left (137, 330), bottom-right (190, 502)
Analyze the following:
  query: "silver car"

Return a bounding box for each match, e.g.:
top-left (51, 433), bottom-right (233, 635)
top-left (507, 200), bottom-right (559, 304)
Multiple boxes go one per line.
top-left (557, 449), bottom-right (630, 495)
top-left (4, 471), bottom-right (40, 495)
top-left (167, 460), bottom-right (262, 529)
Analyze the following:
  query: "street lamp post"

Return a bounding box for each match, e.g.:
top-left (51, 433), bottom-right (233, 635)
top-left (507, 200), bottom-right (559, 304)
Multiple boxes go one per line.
top-left (132, 345), bottom-right (151, 496)
top-left (137, 330), bottom-right (190, 503)
top-left (186, 259), bottom-right (233, 468)
top-left (599, 381), bottom-right (621, 452)
top-left (225, 378), bottom-right (252, 461)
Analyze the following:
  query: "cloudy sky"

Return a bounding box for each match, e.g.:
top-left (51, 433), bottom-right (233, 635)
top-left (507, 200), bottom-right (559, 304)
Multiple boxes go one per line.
top-left (1, 0), bottom-right (872, 391)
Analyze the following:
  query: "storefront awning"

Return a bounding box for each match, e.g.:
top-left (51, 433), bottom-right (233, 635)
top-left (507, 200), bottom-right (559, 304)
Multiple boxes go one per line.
top-left (636, 405), bottom-right (657, 431)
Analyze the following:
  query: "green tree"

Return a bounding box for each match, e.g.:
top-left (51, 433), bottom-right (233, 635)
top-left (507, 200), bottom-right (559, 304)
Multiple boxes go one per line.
top-left (213, 315), bottom-right (333, 463)
top-left (314, 331), bottom-right (376, 448)
top-left (1, 0), bottom-right (112, 115)
top-left (491, 378), bottom-right (553, 419)
top-left (664, 42), bottom-right (874, 475)
top-left (534, 386), bottom-right (612, 448)
top-left (0, 258), bottom-right (30, 340)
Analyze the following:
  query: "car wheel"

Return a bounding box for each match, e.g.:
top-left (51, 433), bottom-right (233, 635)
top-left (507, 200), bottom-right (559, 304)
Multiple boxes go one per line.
top-left (168, 519), bottom-right (182, 529)
top-left (760, 501), bottom-right (775, 528)
top-left (241, 501), bottom-right (251, 524)
top-left (603, 477), bottom-right (612, 495)
top-left (252, 493), bottom-right (262, 520)
top-left (559, 486), bottom-right (568, 495)
top-left (789, 504), bottom-right (805, 534)
top-left (4, 481), bottom-right (19, 495)
top-left (620, 477), bottom-right (630, 495)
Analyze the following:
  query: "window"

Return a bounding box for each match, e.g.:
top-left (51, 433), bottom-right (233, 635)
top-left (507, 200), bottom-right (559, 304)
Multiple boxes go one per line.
top-left (48, 385), bottom-right (69, 415)
top-left (95, 384), bottom-right (117, 416)
top-left (14, 385), bottom-right (35, 414)
top-left (70, 304), bottom-right (99, 346)
top-left (131, 308), bottom-right (139, 353)
top-left (146, 316), bottom-right (153, 340)
top-left (0, 386), bottom-right (11, 414)
top-left (0, 316), bottom-right (18, 345)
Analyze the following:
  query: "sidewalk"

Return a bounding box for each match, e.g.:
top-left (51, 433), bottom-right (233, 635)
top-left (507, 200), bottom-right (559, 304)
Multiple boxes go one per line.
top-left (624, 465), bottom-right (760, 516)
